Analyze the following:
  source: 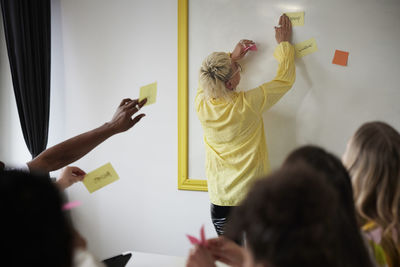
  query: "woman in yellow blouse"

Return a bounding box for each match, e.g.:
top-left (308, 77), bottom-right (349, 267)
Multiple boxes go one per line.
top-left (342, 121), bottom-right (400, 267)
top-left (195, 14), bottom-right (295, 235)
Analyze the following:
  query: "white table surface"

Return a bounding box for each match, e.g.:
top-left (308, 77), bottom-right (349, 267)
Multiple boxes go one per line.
top-left (124, 251), bottom-right (228, 267)
top-left (125, 251), bottom-right (184, 267)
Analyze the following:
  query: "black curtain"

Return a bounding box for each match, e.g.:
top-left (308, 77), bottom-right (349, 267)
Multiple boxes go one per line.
top-left (1, 0), bottom-right (51, 158)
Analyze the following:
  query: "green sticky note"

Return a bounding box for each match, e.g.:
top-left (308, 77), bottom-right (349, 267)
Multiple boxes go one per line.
top-left (285, 12), bottom-right (305, 26)
top-left (139, 82), bottom-right (157, 106)
top-left (83, 163), bottom-right (119, 193)
top-left (294, 38), bottom-right (318, 58)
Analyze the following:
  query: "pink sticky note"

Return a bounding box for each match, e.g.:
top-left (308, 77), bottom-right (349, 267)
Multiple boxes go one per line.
top-left (186, 225), bottom-right (207, 247)
top-left (200, 225), bottom-right (206, 245)
top-left (186, 234), bottom-right (201, 245)
top-left (244, 44), bottom-right (257, 52)
top-left (62, 200), bottom-right (82, 211)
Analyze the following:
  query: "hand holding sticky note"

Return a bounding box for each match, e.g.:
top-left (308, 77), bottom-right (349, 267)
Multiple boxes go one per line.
top-left (244, 44), bottom-right (257, 52)
top-left (139, 82), bottom-right (157, 106)
top-left (83, 163), bottom-right (119, 193)
top-left (186, 225), bottom-right (207, 247)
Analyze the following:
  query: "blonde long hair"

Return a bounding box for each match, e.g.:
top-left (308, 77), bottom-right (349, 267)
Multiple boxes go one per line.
top-left (199, 52), bottom-right (234, 101)
top-left (344, 121), bottom-right (400, 265)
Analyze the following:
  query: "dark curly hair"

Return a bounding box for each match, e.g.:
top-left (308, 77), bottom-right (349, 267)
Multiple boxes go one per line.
top-left (0, 170), bottom-right (73, 267)
top-left (226, 166), bottom-right (340, 267)
top-left (282, 145), bottom-right (375, 267)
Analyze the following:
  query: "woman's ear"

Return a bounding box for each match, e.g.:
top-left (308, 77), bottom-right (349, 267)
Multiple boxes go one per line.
top-left (225, 80), bottom-right (233, 90)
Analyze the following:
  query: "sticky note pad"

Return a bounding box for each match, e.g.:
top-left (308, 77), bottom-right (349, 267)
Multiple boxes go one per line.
top-left (186, 225), bottom-right (207, 247)
top-left (62, 201), bottom-right (82, 211)
top-left (294, 38), bottom-right (318, 58)
top-left (332, 50), bottom-right (349, 66)
top-left (139, 82), bottom-right (157, 106)
top-left (285, 12), bottom-right (305, 26)
top-left (83, 163), bottom-right (119, 193)
top-left (244, 44), bottom-right (257, 52)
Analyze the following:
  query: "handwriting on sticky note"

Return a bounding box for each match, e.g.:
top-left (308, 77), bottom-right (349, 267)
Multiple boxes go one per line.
top-left (294, 38), bottom-right (318, 58)
top-left (285, 12), bottom-right (304, 26)
top-left (83, 163), bottom-right (119, 193)
top-left (332, 50), bottom-right (349, 66)
top-left (139, 82), bottom-right (157, 106)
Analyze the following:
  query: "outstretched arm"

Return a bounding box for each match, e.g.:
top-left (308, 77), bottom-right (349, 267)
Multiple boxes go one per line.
top-left (245, 14), bottom-right (295, 113)
top-left (27, 98), bottom-right (147, 173)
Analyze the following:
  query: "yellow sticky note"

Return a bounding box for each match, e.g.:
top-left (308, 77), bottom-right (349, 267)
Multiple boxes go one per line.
top-left (139, 82), bottom-right (157, 106)
top-left (294, 38), bottom-right (318, 58)
top-left (285, 12), bottom-right (305, 26)
top-left (83, 163), bottom-right (119, 193)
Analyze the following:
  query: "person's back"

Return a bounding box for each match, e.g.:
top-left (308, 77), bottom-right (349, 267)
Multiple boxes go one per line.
top-left (195, 15), bottom-right (295, 222)
top-left (196, 89), bottom-right (271, 204)
top-left (342, 121), bottom-right (400, 267)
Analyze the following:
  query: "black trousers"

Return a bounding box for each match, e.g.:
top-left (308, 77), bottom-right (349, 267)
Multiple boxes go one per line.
top-left (210, 203), bottom-right (234, 236)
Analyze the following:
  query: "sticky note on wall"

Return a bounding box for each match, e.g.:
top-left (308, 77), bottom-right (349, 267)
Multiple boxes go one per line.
top-left (332, 50), bottom-right (349, 66)
top-left (285, 12), bottom-right (304, 26)
top-left (83, 163), bottom-right (119, 193)
top-left (294, 38), bottom-right (318, 58)
top-left (139, 82), bottom-right (157, 106)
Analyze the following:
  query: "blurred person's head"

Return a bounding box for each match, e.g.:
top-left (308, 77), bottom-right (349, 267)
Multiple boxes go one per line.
top-left (284, 145), bottom-right (354, 218)
top-left (342, 121), bottom-right (400, 230)
top-left (227, 166), bottom-right (340, 267)
top-left (342, 121), bottom-right (400, 266)
top-left (0, 170), bottom-right (73, 267)
top-left (282, 145), bottom-right (375, 267)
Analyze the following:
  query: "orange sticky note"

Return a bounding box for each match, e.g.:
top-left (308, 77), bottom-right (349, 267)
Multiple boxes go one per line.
top-left (332, 50), bottom-right (349, 66)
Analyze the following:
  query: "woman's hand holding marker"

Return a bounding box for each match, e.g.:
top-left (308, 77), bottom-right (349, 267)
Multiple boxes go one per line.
top-left (231, 39), bottom-right (256, 61)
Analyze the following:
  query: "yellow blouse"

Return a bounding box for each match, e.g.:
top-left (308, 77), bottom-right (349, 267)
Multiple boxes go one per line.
top-left (363, 221), bottom-right (399, 267)
top-left (195, 42), bottom-right (296, 206)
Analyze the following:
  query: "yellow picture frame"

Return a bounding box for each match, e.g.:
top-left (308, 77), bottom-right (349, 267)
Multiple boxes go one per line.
top-left (177, 0), bottom-right (207, 191)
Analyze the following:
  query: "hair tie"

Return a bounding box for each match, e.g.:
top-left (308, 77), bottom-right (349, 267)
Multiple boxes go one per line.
top-left (206, 69), bottom-right (215, 79)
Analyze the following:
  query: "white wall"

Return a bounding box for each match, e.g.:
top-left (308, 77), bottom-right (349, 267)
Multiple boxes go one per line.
top-left (54, 0), bottom-right (214, 258)
top-left (187, 0), bottom-right (400, 178)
